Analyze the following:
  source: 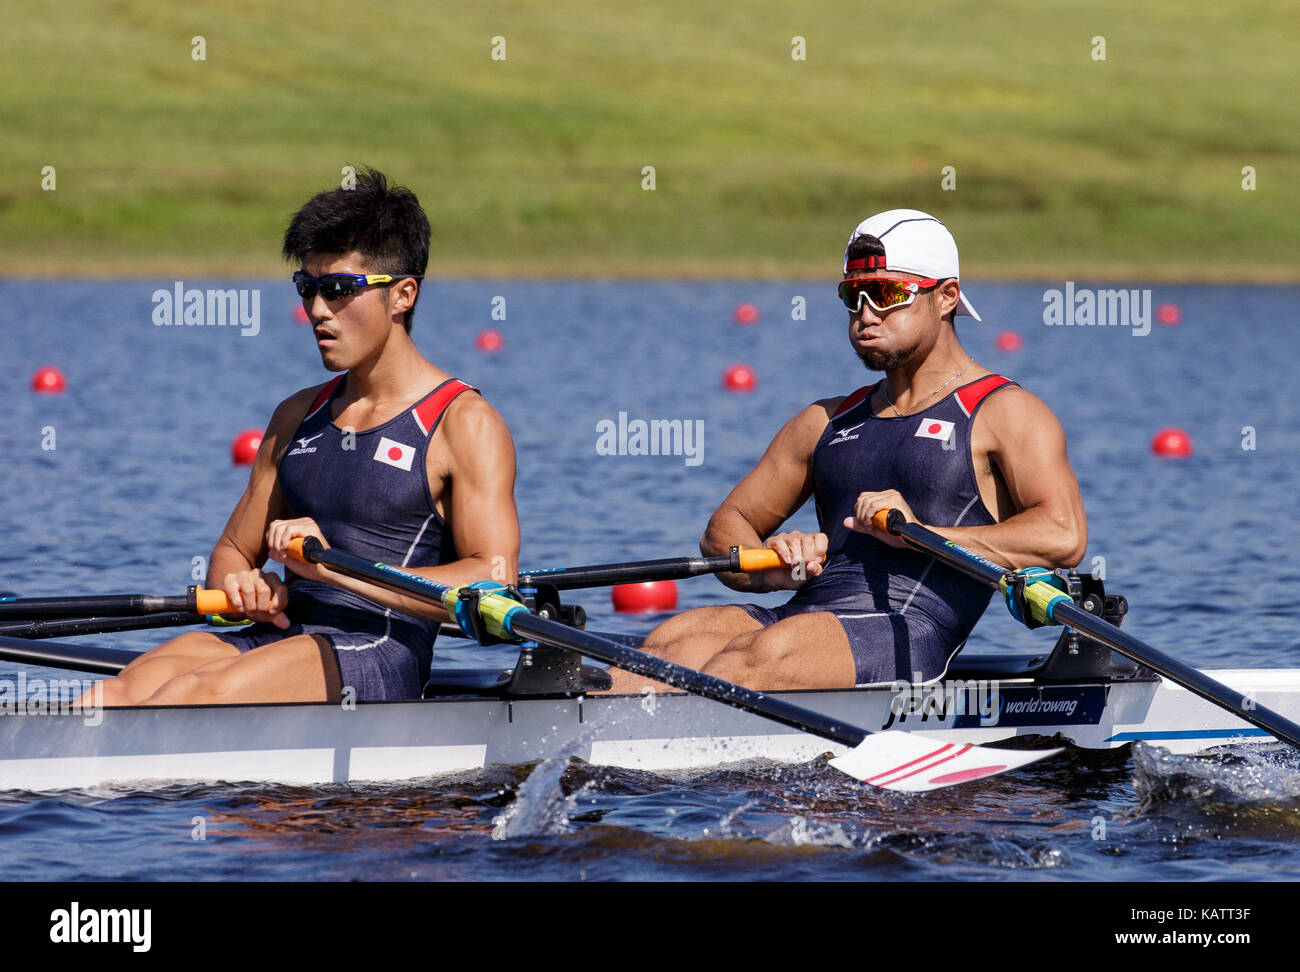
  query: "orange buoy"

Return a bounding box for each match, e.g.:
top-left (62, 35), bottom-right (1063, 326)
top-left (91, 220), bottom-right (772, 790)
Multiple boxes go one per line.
top-left (1151, 427), bottom-right (1193, 457)
top-left (231, 429), bottom-right (263, 465)
top-left (292, 304), bottom-right (310, 324)
top-left (733, 303), bottom-right (760, 325)
top-left (994, 330), bottom-right (1023, 352)
top-left (31, 366), bottom-right (66, 394)
top-left (475, 329), bottom-right (505, 353)
top-left (1156, 303), bottom-right (1181, 327)
top-left (723, 363), bottom-right (757, 393)
top-left (612, 580), bottom-right (679, 613)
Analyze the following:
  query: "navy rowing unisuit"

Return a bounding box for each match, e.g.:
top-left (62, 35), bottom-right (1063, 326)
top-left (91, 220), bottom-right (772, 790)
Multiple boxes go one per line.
top-left (216, 376), bottom-right (476, 700)
top-left (740, 374), bottom-right (1015, 686)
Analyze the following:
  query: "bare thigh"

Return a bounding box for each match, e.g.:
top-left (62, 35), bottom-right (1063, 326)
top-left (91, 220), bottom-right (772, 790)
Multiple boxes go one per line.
top-left (701, 611), bottom-right (856, 690)
top-left (604, 605), bottom-right (762, 694)
top-left (140, 634), bottom-right (342, 706)
top-left (92, 631), bottom-right (243, 705)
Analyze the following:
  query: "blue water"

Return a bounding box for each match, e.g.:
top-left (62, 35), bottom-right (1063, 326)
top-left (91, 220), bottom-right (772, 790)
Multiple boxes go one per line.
top-left (2, 279), bottom-right (1299, 881)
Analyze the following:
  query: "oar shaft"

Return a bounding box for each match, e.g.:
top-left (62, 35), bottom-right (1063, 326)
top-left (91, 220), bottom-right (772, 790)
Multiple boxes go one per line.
top-left (874, 510), bottom-right (1006, 587)
top-left (506, 611), bottom-right (867, 748)
top-left (519, 554), bottom-right (733, 590)
top-left (0, 613), bottom-right (207, 640)
top-left (290, 538), bottom-right (867, 748)
top-left (0, 634), bottom-right (136, 675)
top-left (0, 595), bottom-right (183, 619)
top-left (1051, 600), bottom-right (1300, 749)
top-left (517, 547), bottom-right (787, 591)
top-left (873, 509), bottom-right (1300, 750)
top-left (0, 588), bottom-right (230, 620)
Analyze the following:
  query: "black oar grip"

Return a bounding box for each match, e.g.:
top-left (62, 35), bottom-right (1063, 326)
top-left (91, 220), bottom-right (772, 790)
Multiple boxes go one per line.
top-left (288, 536), bottom-right (326, 563)
top-left (871, 508), bottom-right (906, 534)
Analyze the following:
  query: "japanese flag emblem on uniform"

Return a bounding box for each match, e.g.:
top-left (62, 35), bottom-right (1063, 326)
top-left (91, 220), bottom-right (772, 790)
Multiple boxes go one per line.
top-left (373, 437), bottom-right (416, 471)
top-left (914, 418), bottom-right (955, 444)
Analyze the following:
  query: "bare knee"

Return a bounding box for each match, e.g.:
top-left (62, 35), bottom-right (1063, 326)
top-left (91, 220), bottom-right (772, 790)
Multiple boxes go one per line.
top-left (705, 630), bottom-right (791, 681)
top-left (643, 607), bottom-right (715, 648)
top-left (142, 669), bottom-right (233, 706)
top-left (77, 678), bottom-right (118, 708)
top-left (702, 622), bottom-right (852, 690)
top-left (147, 631), bottom-right (236, 662)
top-left (643, 606), bottom-right (759, 657)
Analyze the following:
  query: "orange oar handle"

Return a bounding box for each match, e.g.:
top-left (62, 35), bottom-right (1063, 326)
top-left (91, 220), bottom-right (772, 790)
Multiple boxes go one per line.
top-left (192, 588), bottom-right (234, 615)
top-left (286, 538), bottom-right (309, 563)
top-left (735, 548), bottom-right (826, 572)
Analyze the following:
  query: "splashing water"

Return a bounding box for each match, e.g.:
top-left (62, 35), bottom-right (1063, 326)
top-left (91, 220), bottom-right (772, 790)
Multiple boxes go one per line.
top-left (491, 731), bottom-right (594, 840)
top-left (1134, 742), bottom-right (1300, 803)
top-left (766, 815), bottom-right (857, 850)
top-left (1132, 742), bottom-right (1300, 838)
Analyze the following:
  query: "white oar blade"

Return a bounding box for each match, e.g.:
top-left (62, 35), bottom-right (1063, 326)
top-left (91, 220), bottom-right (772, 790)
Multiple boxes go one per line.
top-left (830, 731), bottom-right (1061, 793)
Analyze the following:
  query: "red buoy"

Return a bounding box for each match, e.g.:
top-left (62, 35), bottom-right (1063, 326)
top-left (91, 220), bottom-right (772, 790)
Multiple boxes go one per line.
top-left (723, 363), bottom-right (757, 393)
top-left (612, 580), bottom-right (679, 613)
top-left (292, 304), bottom-right (310, 324)
top-left (733, 303), bottom-right (760, 325)
top-left (231, 429), bottom-right (263, 466)
top-left (31, 366), bottom-right (66, 394)
top-left (1151, 427), bottom-right (1193, 457)
top-left (475, 329), bottom-right (505, 353)
top-left (1156, 303), bottom-right (1181, 327)
top-left (994, 330), bottom-right (1024, 352)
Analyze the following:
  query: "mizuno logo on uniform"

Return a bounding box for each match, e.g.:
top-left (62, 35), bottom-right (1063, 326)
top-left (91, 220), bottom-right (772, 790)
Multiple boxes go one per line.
top-left (287, 432), bottom-right (325, 456)
top-left (829, 422), bottom-right (865, 444)
top-left (914, 418), bottom-right (955, 443)
top-left (373, 437), bottom-right (416, 471)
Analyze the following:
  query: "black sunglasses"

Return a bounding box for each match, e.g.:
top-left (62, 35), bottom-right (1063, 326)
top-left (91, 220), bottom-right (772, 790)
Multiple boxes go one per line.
top-left (292, 271), bottom-right (424, 301)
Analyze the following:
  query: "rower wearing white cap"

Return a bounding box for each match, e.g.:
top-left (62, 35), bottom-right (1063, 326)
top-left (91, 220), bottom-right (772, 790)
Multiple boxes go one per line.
top-left (607, 209), bottom-right (1088, 692)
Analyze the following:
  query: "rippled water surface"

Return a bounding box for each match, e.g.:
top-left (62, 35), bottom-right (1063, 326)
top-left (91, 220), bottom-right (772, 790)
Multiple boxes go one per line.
top-left (2, 280), bottom-right (1299, 881)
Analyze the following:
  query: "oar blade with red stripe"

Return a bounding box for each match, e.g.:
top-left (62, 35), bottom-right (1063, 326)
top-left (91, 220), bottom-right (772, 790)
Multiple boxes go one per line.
top-left (829, 731), bottom-right (1062, 793)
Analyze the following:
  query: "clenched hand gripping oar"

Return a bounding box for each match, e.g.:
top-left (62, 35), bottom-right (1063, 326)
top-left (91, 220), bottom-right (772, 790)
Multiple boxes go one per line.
top-left (286, 537), bottom-right (1060, 793)
top-left (871, 509), bottom-right (1300, 751)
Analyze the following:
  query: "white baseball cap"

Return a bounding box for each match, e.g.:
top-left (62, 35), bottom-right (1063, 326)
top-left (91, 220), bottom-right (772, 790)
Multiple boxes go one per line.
top-left (843, 209), bottom-right (981, 321)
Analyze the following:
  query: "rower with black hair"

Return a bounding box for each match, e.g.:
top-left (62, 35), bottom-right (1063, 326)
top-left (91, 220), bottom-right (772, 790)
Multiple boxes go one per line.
top-left (607, 209), bottom-right (1087, 692)
top-left (86, 168), bottom-right (520, 706)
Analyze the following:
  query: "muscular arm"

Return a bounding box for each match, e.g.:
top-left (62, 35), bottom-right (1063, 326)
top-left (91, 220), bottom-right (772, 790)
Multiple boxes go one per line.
top-left (208, 387), bottom-right (318, 588)
top-left (857, 387), bottom-right (1087, 569)
top-left (701, 399), bottom-right (836, 592)
top-left (274, 393), bottom-right (520, 623)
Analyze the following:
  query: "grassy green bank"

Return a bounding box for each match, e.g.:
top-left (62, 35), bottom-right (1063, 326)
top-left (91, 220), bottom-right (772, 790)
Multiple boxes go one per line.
top-left (3, 0), bottom-right (1296, 279)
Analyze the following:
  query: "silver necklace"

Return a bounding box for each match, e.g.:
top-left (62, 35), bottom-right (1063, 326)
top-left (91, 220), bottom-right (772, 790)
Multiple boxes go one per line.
top-left (884, 360), bottom-right (972, 417)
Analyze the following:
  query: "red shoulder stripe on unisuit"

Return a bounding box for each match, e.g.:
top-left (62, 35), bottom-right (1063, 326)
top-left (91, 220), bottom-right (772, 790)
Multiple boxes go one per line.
top-left (305, 376), bottom-right (345, 418)
top-left (956, 375), bottom-right (1012, 418)
top-left (413, 379), bottom-right (477, 438)
top-left (833, 383), bottom-right (877, 418)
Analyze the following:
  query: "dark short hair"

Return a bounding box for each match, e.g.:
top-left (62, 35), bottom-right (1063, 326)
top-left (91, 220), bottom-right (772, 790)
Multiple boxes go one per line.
top-left (844, 233), bottom-right (886, 264)
top-left (283, 168), bottom-right (431, 331)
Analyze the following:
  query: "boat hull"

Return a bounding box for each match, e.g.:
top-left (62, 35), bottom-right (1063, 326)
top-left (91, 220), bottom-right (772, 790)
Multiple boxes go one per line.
top-left (1, 669), bottom-right (1297, 791)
